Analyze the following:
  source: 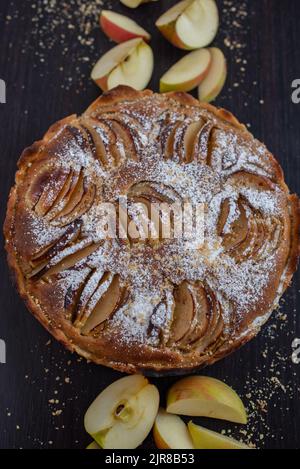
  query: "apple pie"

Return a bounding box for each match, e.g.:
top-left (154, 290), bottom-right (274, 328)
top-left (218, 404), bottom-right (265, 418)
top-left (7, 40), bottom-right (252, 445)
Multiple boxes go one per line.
top-left (4, 86), bottom-right (300, 374)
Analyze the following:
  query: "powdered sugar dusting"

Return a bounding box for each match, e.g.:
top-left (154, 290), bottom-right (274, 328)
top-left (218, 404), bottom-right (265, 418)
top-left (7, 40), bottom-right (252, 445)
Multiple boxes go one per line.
top-left (20, 93), bottom-right (290, 348)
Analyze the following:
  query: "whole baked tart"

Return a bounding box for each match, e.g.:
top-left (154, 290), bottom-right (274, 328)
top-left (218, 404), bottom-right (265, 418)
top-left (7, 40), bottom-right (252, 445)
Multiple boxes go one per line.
top-left (4, 86), bottom-right (300, 374)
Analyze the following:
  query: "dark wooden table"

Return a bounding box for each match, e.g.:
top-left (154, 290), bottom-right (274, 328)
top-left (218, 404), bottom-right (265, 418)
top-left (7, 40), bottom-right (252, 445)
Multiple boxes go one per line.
top-left (0, 0), bottom-right (299, 450)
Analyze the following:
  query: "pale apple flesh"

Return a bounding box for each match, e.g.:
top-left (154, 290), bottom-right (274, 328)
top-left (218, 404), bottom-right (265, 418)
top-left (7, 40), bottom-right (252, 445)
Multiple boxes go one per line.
top-left (121, 0), bottom-right (158, 8)
top-left (120, 0), bottom-right (142, 7)
top-left (84, 375), bottom-right (159, 449)
top-left (198, 47), bottom-right (227, 102)
top-left (153, 409), bottom-right (194, 449)
top-left (107, 40), bottom-right (154, 90)
top-left (91, 38), bottom-right (142, 90)
top-left (176, 0), bottom-right (219, 49)
top-left (167, 376), bottom-right (247, 424)
top-left (188, 422), bottom-right (250, 449)
top-left (91, 38), bottom-right (154, 91)
top-left (156, 0), bottom-right (219, 50)
top-left (160, 48), bottom-right (211, 93)
top-left (156, 0), bottom-right (193, 49)
top-left (100, 10), bottom-right (151, 43)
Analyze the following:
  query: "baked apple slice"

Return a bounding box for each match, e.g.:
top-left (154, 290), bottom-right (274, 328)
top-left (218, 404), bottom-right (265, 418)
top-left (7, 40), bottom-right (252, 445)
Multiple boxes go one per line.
top-left (156, 0), bottom-right (219, 50)
top-left (79, 274), bottom-right (128, 335)
top-left (43, 241), bottom-right (100, 278)
top-left (167, 376), bottom-right (247, 424)
top-left (84, 375), bottom-right (159, 449)
top-left (153, 409), bottom-right (194, 449)
top-left (221, 199), bottom-right (249, 252)
top-left (160, 48), bottom-right (211, 92)
top-left (183, 120), bottom-right (206, 163)
top-left (100, 10), bottom-right (151, 43)
top-left (188, 422), bottom-right (250, 449)
top-left (198, 47), bottom-right (227, 102)
top-left (169, 281), bottom-right (196, 344)
top-left (190, 290), bottom-right (224, 353)
top-left (176, 283), bottom-right (210, 348)
top-left (91, 38), bottom-right (154, 91)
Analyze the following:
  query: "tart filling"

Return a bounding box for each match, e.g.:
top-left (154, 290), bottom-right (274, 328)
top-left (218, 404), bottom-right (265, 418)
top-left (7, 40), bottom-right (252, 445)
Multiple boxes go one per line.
top-left (4, 86), bottom-right (300, 373)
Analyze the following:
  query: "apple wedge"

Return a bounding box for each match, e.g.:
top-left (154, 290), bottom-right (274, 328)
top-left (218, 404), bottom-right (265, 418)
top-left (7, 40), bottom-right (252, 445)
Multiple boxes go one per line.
top-left (156, 0), bottom-right (194, 49)
top-left (160, 48), bottom-right (211, 93)
top-left (153, 409), bottom-right (194, 449)
top-left (86, 441), bottom-right (101, 449)
top-left (188, 422), bottom-right (250, 449)
top-left (100, 10), bottom-right (151, 43)
top-left (156, 0), bottom-right (219, 50)
top-left (91, 38), bottom-right (154, 91)
top-left (167, 376), bottom-right (247, 424)
top-left (84, 375), bottom-right (159, 449)
top-left (198, 47), bottom-right (227, 102)
top-left (120, 0), bottom-right (158, 8)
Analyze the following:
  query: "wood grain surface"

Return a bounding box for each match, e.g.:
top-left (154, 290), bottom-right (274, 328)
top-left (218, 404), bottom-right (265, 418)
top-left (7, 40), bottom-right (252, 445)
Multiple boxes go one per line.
top-left (0, 0), bottom-right (299, 449)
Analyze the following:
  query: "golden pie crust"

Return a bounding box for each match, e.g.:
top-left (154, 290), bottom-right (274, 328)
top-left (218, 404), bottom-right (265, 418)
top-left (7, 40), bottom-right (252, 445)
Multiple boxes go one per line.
top-left (4, 86), bottom-right (300, 374)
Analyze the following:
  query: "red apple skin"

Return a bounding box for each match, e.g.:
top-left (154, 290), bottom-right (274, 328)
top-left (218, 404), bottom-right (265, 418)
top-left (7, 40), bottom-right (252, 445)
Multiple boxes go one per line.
top-left (100, 14), bottom-right (150, 43)
top-left (94, 74), bottom-right (109, 92)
